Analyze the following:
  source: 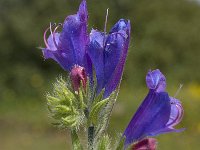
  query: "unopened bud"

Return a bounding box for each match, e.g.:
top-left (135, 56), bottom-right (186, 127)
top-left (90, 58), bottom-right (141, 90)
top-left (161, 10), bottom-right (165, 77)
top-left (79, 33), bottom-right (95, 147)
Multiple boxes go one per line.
top-left (132, 138), bottom-right (157, 150)
top-left (70, 65), bottom-right (87, 92)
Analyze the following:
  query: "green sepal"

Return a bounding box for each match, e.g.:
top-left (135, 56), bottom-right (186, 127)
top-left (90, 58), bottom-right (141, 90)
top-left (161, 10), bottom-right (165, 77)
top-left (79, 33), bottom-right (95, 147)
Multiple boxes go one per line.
top-left (95, 88), bottom-right (119, 140)
top-left (71, 130), bottom-right (83, 150)
top-left (94, 134), bottom-right (111, 150)
top-left (89, 98), bottom-right (109, 125)
top-left (115, 135), bottom-right (126, 150)
top-left (46, 77), bottom-right (86, 130)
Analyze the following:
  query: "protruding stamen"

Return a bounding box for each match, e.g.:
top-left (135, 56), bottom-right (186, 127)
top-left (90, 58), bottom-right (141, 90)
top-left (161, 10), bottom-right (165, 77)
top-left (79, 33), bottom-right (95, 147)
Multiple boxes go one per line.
top-left (174, 84), bottom-right (183, 98)
top-left (50, 22), bottom-right (56, 35)
top-left (104, 8), bottom-right (109, 34)
top-left (103, 8), bottom-right (109, 46)
top-left (43, 27), bottom-right (50, 49)
top-left (43, 23), bottom-right (56, 49)
top-left (53, 23), bottom-right (62, 49)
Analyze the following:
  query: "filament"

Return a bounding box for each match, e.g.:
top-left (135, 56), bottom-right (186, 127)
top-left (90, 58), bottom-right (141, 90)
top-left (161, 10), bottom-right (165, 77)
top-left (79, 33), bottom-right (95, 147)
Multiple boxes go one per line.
top-left (103, 8), bottom-right (109, 46)
top-left (174, 84), bottom-right (183, 98)
top-left (53, 23), bottom-right (62, 49)
top-left (43, 23), bottom-right (56, 49)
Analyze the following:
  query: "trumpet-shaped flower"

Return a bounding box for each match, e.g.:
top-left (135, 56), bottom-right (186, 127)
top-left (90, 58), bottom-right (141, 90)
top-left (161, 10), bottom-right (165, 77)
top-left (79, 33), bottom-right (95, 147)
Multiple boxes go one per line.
top-left (88, 20), bottom-right (130, 98)
top-left (41, 0), bottom-right (130, 97)
top-left (42, 0), bottom-right (90, 73)
top-left (123, 69), bottom-right (184, 148)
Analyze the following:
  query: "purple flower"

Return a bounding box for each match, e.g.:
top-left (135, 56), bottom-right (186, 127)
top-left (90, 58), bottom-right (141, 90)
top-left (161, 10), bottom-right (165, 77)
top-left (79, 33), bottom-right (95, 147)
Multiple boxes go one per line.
top-left (123, 69), bottom-right (184, 148)
top-left (42, 0), bottom-right (130, 98)
top-left (88, 20), bottom-right (130, 98)
top-left (42, 0), bottom-right (91, 76)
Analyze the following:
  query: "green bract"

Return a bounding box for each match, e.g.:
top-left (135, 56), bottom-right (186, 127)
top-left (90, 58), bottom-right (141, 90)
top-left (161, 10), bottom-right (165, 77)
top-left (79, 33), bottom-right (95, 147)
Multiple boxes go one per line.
top-left (47, 77), bottom-right (86, 130)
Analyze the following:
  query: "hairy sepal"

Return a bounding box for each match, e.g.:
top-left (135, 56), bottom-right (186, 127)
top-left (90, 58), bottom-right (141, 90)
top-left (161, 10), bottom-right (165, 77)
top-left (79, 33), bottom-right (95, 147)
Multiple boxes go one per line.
top-left (47, 77), bottom-right (86, 130)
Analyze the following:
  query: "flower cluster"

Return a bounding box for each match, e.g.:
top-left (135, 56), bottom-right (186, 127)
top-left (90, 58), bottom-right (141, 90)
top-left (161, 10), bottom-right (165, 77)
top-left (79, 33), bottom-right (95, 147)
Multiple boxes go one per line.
top-left (40, 0), bottom-right (184, 150)
top-left (42, 0), bottom-right (130, 98)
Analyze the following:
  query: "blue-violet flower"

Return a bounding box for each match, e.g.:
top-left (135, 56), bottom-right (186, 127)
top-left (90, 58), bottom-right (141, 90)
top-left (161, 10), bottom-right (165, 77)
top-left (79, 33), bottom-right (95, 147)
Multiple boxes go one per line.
top-left (123, 69), bottom-right (184, 148)
top-left (41, 0), bottom-right (130, 97)
top-left (88, 20), bottom-right (130, 98)
top-left (42, 0), bottom-right (91, 75)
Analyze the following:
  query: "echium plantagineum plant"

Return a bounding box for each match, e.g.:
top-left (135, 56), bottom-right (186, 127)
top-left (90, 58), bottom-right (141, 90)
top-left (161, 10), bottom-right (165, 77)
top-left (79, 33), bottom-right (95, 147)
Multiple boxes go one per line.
top-left (40, 0), bottom-right (184, 149)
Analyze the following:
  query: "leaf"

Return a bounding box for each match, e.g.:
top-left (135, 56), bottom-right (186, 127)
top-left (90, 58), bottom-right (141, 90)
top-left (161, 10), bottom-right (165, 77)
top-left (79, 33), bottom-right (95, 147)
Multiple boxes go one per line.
top-left (89, 98), bottom-right (109, 125)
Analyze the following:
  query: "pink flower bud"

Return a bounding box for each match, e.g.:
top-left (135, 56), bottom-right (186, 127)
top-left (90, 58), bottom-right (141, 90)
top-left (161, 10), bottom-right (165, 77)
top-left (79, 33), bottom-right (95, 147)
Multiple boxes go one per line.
top-left (70, 65), bottom-right (87, 92)
top-left (132, 138), bottom-right (157, 150)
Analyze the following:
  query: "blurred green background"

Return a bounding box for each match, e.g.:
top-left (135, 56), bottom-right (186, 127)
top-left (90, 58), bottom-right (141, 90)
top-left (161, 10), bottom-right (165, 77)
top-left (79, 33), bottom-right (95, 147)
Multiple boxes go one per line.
top-left (0, 0), bottom-right (200, 149)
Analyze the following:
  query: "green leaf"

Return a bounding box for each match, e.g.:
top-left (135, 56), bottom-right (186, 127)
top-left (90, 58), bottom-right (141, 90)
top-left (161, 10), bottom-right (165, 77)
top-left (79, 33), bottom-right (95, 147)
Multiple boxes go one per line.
top-left (89, 98), bottom-right (109, 125)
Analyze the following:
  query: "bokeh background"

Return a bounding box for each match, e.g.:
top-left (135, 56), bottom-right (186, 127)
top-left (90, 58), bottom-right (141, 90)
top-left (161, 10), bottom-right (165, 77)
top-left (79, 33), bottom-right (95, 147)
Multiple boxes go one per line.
top-left (0, 0), bottom-right (200, 149)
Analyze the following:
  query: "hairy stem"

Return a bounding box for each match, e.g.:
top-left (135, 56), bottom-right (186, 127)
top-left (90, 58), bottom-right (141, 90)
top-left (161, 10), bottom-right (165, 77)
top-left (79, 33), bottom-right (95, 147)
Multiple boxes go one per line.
top-left (88, 126), bottom-right (95, 150)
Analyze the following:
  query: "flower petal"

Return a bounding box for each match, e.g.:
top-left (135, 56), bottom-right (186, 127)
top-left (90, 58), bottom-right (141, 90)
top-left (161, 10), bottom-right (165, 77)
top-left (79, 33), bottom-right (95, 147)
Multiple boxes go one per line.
top-left (42, 48), bottom-right (70, 70)
top-left (88, 29), bottom-right (105, 93)
top-left (58, 0), bottom-right (88, 70)
top-left (47, 33), bottom-right (60, 51)
top-left (104, 19), bottom-right (131, 98)
top-left (88, 19), bottom-right (130, 97)
top-left (123, 91), bottom-right (171, 146)
top-left (146, 69), bottom-right (166, 92)
top-left (42, 33), bottom-right (71, 70)
top-left (167, 97), bottom-right (184, 127)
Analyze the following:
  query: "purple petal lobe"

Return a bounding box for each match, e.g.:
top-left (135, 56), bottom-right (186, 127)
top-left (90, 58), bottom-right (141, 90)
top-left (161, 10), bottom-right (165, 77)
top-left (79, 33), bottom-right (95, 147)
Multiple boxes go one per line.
top-left (47, 33), bottom-right (60, 51)
top-left (88, 19), bottom-right (130, 97)
top-left (58, 0), bottom-right (88, 70)
top-left (123, 91), bottom-right (171, 147)
top-left (104, 19), bottom-right (131, 98)
top-left (146, 69), bottom-right (166, 92)
top-left (42, 33), bottom-right (60, 60)
top-left (88, 29), bottom-right (105, 93)
top-left (42, 33), bottom-right (71, 70)
top-left (167, 97), bottom-right (184, 127)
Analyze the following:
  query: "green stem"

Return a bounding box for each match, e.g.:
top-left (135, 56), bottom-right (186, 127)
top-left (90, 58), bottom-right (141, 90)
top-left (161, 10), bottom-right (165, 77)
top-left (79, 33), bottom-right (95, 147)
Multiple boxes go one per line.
top-left (88, 126), bottom-right (94, 150)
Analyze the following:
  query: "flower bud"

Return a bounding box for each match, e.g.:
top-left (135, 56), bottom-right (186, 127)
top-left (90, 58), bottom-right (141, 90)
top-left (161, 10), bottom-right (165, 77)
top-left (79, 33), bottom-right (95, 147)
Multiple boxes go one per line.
top-left (132, 138), bottom-right (157, 150)
top-left (70, 65), bottom-right (87, 92)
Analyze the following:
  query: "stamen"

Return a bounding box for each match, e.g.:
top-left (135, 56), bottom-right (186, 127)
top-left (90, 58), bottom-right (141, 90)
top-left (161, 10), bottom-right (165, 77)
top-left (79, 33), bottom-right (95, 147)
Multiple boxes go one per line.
top-left (174, 84), bottom-right (183, 98)
top-left (43, 27), bottom-right (50, 49)
top-left (103, 8), bottom-right (109, 46)
top-left (53, 23), bottom-right (62, 49)
top-left (43, 23), bottom-right (56, 49)
top-left (50, 22), bottom-right (56, 35)
top-left (104, 8), bottom-right (109, 34)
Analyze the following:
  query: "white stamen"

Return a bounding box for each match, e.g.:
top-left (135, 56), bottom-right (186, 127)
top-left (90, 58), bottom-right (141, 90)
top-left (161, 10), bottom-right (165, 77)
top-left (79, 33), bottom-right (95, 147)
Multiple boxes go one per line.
top-left (174, 84), bottom-right (183, 98)
top-left (103, 8), bottom-right (109, 46)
